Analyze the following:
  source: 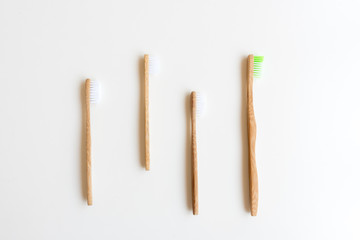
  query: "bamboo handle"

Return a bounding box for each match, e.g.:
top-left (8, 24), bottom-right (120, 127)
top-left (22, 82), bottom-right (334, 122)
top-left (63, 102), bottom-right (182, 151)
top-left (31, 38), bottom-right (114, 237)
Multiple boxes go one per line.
top-left (85, 79), bottom-right (93, 206)
top-left (144, 55), bottom-right (150, 171)
top-left (191, 92), bottom-right (199, 215)
top-left (247, 55), bottom-right (258, 216)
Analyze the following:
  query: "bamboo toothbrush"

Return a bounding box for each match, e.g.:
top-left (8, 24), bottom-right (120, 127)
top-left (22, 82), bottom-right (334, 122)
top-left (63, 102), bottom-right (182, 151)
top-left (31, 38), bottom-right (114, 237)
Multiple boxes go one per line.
top-left (190, 91), bottom-right (206, 215)
top-left (247, 55), bottom-right (264, 216)
top-left (85, 78), bottom-right (100, 206)
top-left (144, 54), bottom-right (159, 171)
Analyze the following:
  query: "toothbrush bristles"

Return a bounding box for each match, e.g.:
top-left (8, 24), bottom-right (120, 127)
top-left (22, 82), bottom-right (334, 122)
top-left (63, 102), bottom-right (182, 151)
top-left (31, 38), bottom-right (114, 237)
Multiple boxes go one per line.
top-left (195, 92), bottom-right (206, 117)
top-left (89, 80), bottom-right (100, 104)
top-left (148, 55), bottom-right (160, 75)
top-left (253, 56), bottom-right (264, 79)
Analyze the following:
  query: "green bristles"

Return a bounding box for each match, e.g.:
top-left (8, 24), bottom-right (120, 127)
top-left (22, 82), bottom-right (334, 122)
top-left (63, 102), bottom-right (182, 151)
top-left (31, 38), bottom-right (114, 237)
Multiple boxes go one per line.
top-left (253, 56), bottom-right (264, 79)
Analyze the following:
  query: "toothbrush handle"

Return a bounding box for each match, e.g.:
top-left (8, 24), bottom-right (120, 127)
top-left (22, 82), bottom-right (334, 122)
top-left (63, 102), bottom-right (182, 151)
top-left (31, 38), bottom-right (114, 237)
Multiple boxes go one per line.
top-left (247, 55), bottom-right (258, 216)
top-left (191, 92), bottom-right (199, 215)
top-left (144, 55), bottom-right (150, 171)
top-left (85, 79), bottom-right (93, 206)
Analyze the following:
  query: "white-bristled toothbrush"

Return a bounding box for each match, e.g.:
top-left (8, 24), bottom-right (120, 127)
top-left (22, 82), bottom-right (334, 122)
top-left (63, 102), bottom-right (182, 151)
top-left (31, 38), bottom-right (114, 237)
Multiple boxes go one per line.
top-left (190, 91), bottom-right (206, 215)
top-left (144, 54), bottom-right (159, 171)
top-left (85, 78), bottom-right (100, 205)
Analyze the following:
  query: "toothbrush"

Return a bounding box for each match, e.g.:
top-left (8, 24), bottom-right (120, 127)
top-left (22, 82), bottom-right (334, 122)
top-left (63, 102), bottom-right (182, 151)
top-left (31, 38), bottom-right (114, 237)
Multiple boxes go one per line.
top-left (190, 91), bottom-right (206, 215)
top-left (85, 78), bottom-right (100, 206)
top-left (247, 55), bottom-right (264, 216)
top-left (144, 54), bottom-right (159, 171)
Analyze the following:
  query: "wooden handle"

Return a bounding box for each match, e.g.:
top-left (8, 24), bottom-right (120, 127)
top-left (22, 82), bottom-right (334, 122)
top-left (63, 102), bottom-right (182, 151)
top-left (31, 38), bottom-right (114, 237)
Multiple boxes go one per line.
top-left (85, 79), bottom-right (93, 206)
top-left (247, 55), bottom-right (258, 216)
top-left (191, 92), bottom-right (199, 215)
top-left (144, 55), bottom-right (150, 171)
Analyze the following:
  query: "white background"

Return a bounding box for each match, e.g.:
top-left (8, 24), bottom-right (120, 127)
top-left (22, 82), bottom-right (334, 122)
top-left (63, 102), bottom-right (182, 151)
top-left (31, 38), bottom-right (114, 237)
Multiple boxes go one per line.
top-left (0, 0), bottom-right (359, 239)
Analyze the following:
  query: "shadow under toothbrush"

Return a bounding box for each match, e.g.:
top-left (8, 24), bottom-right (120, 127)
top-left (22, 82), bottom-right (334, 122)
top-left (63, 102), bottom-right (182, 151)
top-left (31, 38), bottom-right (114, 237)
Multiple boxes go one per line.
top-left (138, 57), bottom-right (146, 169)
top-left (80, 81), bottom-right (87, 202)
top-left (185, 93), bottom-right (192, 211)
top-left (241, 57), bottom-right (251, 213)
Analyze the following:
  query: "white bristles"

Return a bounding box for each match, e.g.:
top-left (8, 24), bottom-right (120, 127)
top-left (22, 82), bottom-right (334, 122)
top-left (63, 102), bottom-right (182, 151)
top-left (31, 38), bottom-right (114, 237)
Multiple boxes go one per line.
top-left (89, 80), bottom-right (101, 104)
top-left (148, 55), bottom-right (160, 75)
top-left (196, 92), bottom-right (206, 117)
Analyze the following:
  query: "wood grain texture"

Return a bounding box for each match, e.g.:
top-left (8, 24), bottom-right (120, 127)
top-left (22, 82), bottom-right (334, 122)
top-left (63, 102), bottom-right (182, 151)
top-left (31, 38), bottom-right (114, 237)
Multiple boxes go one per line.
top-left (247, 55), bottom-right (258, 216)
top-left (191, 92), bottom-right (199, 215)
top-left (85, 79), bottom-right (93, 206)
top-left (144, 54), bottom-right (150, 171)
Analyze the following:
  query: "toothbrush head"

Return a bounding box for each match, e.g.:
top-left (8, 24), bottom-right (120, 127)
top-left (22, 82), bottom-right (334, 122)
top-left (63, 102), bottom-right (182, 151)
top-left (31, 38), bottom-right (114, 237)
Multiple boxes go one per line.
top-left (194, 92), bottom-right (206, 118)
top-left (253, 55), bottom-right (264, 80)
top-left (89, 79), bottom-right (101, 104)
top-left (146, 54), bottom-right (160, 75)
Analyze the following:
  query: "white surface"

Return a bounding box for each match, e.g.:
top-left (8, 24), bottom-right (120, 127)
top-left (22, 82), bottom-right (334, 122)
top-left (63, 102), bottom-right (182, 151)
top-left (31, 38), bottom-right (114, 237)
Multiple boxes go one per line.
top-left (0, 0), bottom-right (359, 239)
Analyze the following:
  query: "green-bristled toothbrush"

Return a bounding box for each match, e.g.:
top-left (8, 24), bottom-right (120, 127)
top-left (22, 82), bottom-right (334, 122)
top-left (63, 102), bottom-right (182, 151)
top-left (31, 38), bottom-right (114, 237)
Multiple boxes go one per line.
top-left (247, 55), bottom-right (264, 216)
